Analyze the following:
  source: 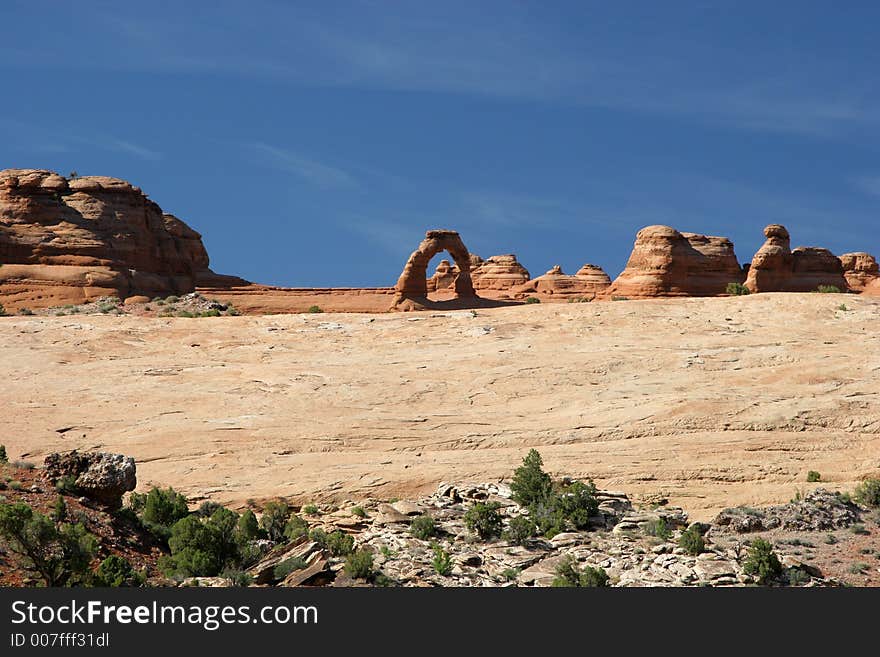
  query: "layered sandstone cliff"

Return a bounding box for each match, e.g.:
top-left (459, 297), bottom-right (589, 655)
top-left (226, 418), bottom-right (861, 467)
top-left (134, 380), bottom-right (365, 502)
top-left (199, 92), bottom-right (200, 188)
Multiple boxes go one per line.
top-left (471, 254), bottom-right (531, 291)
top-left (604, 225), bottom-right (743, 298)
top-left (0, 169), bottom-right (242, 309)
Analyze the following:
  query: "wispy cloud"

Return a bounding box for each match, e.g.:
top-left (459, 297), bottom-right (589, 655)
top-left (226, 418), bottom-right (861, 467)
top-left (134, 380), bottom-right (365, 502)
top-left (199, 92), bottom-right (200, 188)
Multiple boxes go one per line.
top-left (248, 142), bottom-right (359, 190)
top-left (0, 117), bottom-right (162, 160)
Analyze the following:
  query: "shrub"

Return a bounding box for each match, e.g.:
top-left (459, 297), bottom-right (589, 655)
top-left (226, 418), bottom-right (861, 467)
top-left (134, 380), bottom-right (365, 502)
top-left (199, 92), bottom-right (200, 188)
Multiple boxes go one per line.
top-left (551, 555), bottom-right (609, 587)
top-left (501, 568), bottom-right (520, 582)
top-left (345, 549), bottom-right (374, 579)
top-left (854, 479), bottom-right (880, 508)
top-left (351, 506), bottom-right (367, 518)
top-left (850, 523), bottom-right (869, 535)
top-left (55, 475), bottom-right (78, 494)
top-left (611, 296), bottom-right (629, 301)
top-left (678, 526), bottom-right (705, 556)
top-left (806, 471), bottom-right (821, 483)
top-left (742, 539), bottom-right (782, 584)
top-left (325, 530), bottom-right (355, 557)
top-left (726, 282), bottom-right (750, 296)
top-left (176, 310), bottom-right (195, 318)
top-left (786, 567), bottom-right (810, 587)
top-left (283, 514), bottom-right (310, 541)
top-left (259, 500), bottom-right (290, 542)
top-left (141, 487), bottom-right (189, 529)
top-left (18, 308), bottom-right (34, 316)
top-left (849, 562), bottom-right (869, 575)
top-left (510, 449), bottom-right (553, 507)
top-left (165, 296), bottom-right (180, 303)
top-left (273, 557), bottom-right (307, 580)
top-left (222, 569), bottom-right (253, 587)
top-left (529, 498), bottom-right (566, 538)
top-left (816, 285), bottom-right (841, 293)
top-left (0, 304), bottom-right (6, 316)
top-left (307, 305), bottom-right (323, 313)
top-left (464, 502), bottom-right (503, 540)
top-left (838, 304), bottom-right (849, 311)
top-left (53, 495), bottom-right (68, 522)
top-left (303, 504), bottom-right (319, 515)
top-left (0, 502), bottom-right (98, 586)
top-left (643, 517), bottom-right (672, 541)
top-left (0, 444), bottom-right (7, 463)
top-left (12, 461), bottom-right (35, 470)
top-left (524, 297), bottom-right (540, 304)
top-left (95, 555), bottom-right (143, 587)
top-left (9, 480), bottom-right (22, 491)
top-left (504, 515), bottom-right (537, 546)
top-left (161, 516), bottom-right (223, 577)
top-left (431, 543), bottom-right (453, 576)
top-left (410, 514), bottom-right (437, 540)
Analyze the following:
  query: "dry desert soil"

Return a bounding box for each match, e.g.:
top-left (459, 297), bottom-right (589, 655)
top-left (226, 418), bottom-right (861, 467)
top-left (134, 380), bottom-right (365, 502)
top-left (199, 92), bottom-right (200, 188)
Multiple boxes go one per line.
top-left (3, 293), bottom-right (879, 521)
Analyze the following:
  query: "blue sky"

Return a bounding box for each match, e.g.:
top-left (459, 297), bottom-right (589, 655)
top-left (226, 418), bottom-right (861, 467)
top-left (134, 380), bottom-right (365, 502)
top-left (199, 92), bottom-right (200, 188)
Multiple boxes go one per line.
top-left (2, 1), bottom-right (879, 286)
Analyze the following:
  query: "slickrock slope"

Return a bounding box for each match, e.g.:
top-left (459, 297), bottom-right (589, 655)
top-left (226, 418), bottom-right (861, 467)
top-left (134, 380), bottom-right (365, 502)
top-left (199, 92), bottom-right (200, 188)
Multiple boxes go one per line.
top-left (3, 294), bottom-right (879, 521)
top-left (604, 225), bottom-right (743, 298)
top-left (0, 168), bottom-right (240, 310)
top-left (840, 252), bottom-right (879, 293)
top-left (746, 224), bottom-right (848, 293)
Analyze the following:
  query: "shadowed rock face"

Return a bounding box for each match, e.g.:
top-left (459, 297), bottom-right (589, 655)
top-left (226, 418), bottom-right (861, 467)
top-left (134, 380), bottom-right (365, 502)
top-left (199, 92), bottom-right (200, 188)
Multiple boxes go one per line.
top-left (840, 252), bottom-right (879, 293)
top-left (0, 168), bottom-right (239, 309)
top-left (605, 225), bottom-right (743, 298)
top-left (746, 224), bottom-right (848, 293)
top-left (392, 230), bottom-right (478, 310)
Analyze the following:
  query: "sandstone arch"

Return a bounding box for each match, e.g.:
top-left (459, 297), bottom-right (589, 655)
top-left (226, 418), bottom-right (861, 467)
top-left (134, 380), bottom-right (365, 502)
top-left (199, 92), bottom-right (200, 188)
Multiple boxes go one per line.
top-left (391, 230), bottom-right (478, 310)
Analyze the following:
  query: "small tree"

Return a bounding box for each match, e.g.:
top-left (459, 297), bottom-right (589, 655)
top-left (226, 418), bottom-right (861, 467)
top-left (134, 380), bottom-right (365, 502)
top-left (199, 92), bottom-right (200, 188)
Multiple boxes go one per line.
top-left (464, 502), bottom-right (503, 540)
top-left (0, 502), bottom-right (97, 586)
top-left (52, 495), bottom-right (68, 522)
top-left (510, 449), bottom-right (553, 507)
top-left (259, 500), bottom-right (290, 542)
top-left (94, 555), bottom-right (143, 587)
top-left (854, 479), bottom-right (880, 508)
top-left (283, 514), bottom-right (310, 541)
top-left (141, 487), bottom-right (189, 528)
top-left (161, 515), bottom-right (222, 578)
top-left (742, 539), bottom-right (782, 584)
top-left (237, 509), bottom-right (261, 541)
top-left (555, 480), bottom-right (599, 529)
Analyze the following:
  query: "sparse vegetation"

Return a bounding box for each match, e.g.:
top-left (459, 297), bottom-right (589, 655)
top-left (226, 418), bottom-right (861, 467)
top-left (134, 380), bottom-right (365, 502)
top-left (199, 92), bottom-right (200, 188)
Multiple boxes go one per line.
top-left (837, 303), bottom-right (849, 311)
top-left (523, 296), bottom-right (540, 304)
top-left (258, 500), bottom-right (290, 542)
top-left (678, 525), bottom-right (705, 556)
top-left (18, 308), bottom-right (34, 316)
top-left (0, 445), bottom-right (7, 463)
top-left (643, 517), bottom-right (672, 541)
top-left (95, 555), bottom-right (144, 587)
top-left (806, 471), bottom-right (821, 483)
top-left (854, 479), bottom-right (880, 508)
top-left (431, 543), bottom-right (453, 576)
top-left (742, 538), bottom-right (782, 584)
top-left (551, 555), bottom-right (609, 587)
top-left (848, 562), bottom-right (869, 575)
top-left (504, 515), bottom-right (537, 545)
top-left (351, 506), bottom-right (367, 518)
top-left (307, 305), bottom-right (323, 313)
top-left (726, 282), bottom-right (750, 296)
top-left (283, 514), bottom-right (310, 541)
top-left (410, 514), bottom-right (437, 540)
top-left (55, 475), bottom-right (79, 495)
top-left (816, 285), bottom-right (841, 293)
top-left (273, 557), bottom-right (307, 580)
top-left (310, 529), bottom-right (355, 557)
top-left (345, 549), bottom-right (374, 579)
top-left (303, 504), bottom-right (319, 515)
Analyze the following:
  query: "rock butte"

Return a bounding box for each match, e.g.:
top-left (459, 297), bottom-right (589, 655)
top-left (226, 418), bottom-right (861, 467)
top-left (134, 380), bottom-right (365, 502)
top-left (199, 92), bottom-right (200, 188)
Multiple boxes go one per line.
top-left (1, 169), bottom-right (879, 312)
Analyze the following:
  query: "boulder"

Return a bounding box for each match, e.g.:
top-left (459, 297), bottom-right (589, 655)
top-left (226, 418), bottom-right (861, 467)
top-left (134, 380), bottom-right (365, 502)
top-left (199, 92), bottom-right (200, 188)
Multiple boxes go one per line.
top-left (604, 225), bottom-right (743, 298)
top-left (43, 450), bottom-right (136, 508)
top-left (516, 264), bottom-right (610, 300)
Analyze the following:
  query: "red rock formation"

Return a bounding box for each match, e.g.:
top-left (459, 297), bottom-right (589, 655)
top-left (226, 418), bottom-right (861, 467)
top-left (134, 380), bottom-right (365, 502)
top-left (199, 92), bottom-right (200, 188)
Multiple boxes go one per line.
top-left (605, 225), bottom-right (743, 298)
top-left (745, 224), bottom-right (848, 293)
top-left (0, 168), bottom-right (239, 309)
top-left (392, 230), bottom-right (477, 310)
top-left (471, 254), bottom-right (531, 290)
top-left (427, 259), bottom-right (457, 292)
top-left (515, 264), bottom-right (610, 300)
top-left (840, 252), bottom-right (879, 293)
